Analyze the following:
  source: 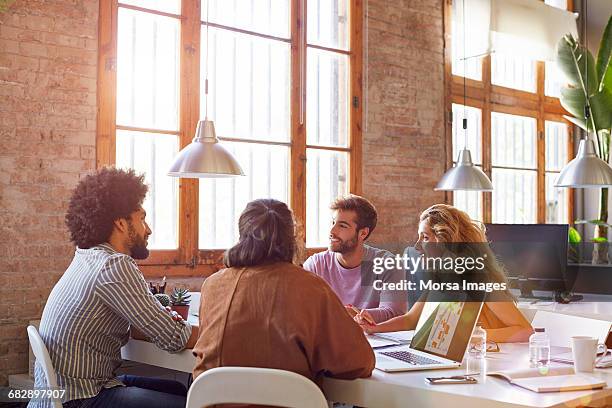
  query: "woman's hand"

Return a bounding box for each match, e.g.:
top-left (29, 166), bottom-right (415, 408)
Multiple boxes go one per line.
top-left (353, 310), bottom-right (378, 334)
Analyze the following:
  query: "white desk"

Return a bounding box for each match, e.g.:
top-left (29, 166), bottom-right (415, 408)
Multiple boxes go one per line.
top-left (323, 344), bottom-right (612, 408)
top-left (121, 295), bottom-right (612, 407)
top-left (121, 339), bottom-right (612, 407)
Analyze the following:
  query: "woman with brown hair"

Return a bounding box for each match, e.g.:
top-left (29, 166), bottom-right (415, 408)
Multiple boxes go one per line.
top-left (192, 199), bottom-right (374, 384)
top-left (355, 204), bottom-right (533, 343)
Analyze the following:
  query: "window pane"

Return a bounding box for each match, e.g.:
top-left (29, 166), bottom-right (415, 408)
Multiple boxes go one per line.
top-left (307, 0), bottom-right (349, 50)
top-left (202, 0), bottom-right (290, 38)
top-left (546, 172), bottom-right (568, 223)
top-left (545, 61), bottom-right (566, 97)
top-left (451, 0), bottom-right (484, 80)
top-left (117, 8), bottom-right (180, 131)
top-left (202, 27), bottom-right (290, 142)
top-left (491, 53), bottom-right (536, 92)
top-left (119, 0), bottom-right (180, 15)
top-left (199, 142), bottom-right (289, 248)
top-left (453, 191), bottom-right (483, 222)
top-left (544, 0), bottom-right (567, 10)
top-left (306, 149), bottom-right (349, 246)
top-left (452, 104), bottom-right (482, 164)
top-left (545, 121), bottom-right (568, 172)
top-left (544, 0), bottom-right (568, 96)
top-left (491, 112), bottom-right (537, 168)
top-left (492, 168), bottom-right (537, 223)
top-left (307, 48), bottom-right (349, 147)
top-left (116, 130), bottom-right (179, 249)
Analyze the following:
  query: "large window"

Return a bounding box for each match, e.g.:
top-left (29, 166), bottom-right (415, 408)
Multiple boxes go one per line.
top-left (98, 0), bottom-right (363, 274)
top-left (445, 0), bottom-right (573, 224)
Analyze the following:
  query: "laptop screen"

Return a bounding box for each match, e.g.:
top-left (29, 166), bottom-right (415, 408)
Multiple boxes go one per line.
top-left (410, 302), bottom-right (483, 362)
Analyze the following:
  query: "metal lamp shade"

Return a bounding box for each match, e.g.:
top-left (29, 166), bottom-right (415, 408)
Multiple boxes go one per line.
top-left (168, 119), bottom-right (244, 178)
top-left (555, 139), bottom-right (612, 188)
top-left (435, 149), bottom-right (493, 191)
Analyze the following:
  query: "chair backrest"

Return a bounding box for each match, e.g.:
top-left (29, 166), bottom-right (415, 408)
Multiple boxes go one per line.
top-left (186, 367), bottom-right (329, 408)
top-left (27, 325), bottom-right (62, 408)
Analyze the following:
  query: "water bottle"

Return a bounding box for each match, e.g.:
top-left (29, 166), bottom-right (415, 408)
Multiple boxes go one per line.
top-left (529, 328), bottom-right (550, 369)
top-left (468, 325), bottom-right (487, 359)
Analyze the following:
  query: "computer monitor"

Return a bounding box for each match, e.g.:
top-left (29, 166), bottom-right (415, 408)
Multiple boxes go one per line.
top-left (485, 224), bottom-right (570, 300)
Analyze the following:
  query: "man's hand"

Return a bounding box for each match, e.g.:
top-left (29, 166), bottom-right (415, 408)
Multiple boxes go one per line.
top-left (345, 304), bottom-right (358, 318)
top-left (165, 306), bottom-right (185, 322)
top-left (353, 310), bottom-right (378, 334)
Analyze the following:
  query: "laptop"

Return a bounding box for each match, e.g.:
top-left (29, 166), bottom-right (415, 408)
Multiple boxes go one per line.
top-left (375, 301), bottom-right (484, 372)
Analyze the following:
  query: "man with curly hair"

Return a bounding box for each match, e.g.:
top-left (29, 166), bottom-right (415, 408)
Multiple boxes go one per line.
top-left (29, 168), bottom-right (193, 408)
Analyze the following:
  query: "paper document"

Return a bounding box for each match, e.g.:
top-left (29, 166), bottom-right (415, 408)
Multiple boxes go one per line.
top-left (372, 331), bottom-right (414, 344)
top-left (366, 335), bottom-right (401, 349)
top-left (488, 366), bottom-right (606, 393)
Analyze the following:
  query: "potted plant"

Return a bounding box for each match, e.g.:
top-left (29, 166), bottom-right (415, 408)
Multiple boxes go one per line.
top-left (557, 16), bottom-right (612, 264)
top-left (170, 287), bottom-right (191, 319)
top-left (573, 219), bottom-right (612, 264)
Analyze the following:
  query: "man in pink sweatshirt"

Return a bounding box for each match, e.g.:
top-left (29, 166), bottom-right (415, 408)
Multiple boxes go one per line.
top-left (303, 195), bottom-right (407, 323)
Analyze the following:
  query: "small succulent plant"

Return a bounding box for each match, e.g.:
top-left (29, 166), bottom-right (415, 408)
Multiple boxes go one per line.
top-left (170, 288), bottom-right (191, 306)
top-left (154, 293), bottom-right (171, 307)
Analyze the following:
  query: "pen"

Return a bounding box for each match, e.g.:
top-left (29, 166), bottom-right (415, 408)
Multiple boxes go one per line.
top-left (348, 305), bottom-right (376, 326)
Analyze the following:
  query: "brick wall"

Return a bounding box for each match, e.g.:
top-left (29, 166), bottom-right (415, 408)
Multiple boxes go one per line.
top-left (0, 0), bottom-right (98, 384)
top-left (0, 0), bottom-right (447, 385)
top-left (363, 0), bottom-right (446, 247)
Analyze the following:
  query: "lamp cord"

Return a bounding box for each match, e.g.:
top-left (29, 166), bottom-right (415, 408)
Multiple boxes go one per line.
top-left (463, 0), bottom-right (468, 149)
top-left (205, 0), bottom-right (210, 120)
top-left (584, 0), bottom-right (590, 136)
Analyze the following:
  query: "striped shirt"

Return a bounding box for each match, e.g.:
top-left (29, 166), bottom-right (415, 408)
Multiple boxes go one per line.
top-left (28, 243), bottom-right (192, 407)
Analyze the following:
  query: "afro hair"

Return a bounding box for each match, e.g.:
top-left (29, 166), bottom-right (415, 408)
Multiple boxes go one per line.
top-left (65, 167), bottom-right (148, 248)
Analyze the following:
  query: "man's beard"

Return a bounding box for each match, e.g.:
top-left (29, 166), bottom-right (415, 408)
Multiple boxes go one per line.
top-left (329, 233), bottom-right (359, 254)
top-left (127, 221), bottom-right (149, 260)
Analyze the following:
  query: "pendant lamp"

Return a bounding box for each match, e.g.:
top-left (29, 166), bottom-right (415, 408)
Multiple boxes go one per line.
top-left (168, 1), bottom-right (244, 178)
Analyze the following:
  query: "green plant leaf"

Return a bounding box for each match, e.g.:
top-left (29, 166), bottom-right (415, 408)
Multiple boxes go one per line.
top-left (560, 86), bottom-right (587, 119)
top-left (597, 129), bottom-right (611, 162)
top-left (590, 88), bottom-right (612, 131)
top-left (596, 16), bottom-right (612, 93)
top-left (557, 34), bottom-right (598, 96)
top-left (575, 219), bottom-right (612, 227)
top-left (563, 114), bottom-right (587, 131)
top-left (592, 237), bottom-right (608, 243)
top-left (560, 85), bottom-right (612, 134)
top-left (568, 227), bottom-right (582, 243)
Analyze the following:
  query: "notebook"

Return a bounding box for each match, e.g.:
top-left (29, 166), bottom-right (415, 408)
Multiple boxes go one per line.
top-left (488, 366), bottom-right (607, 393)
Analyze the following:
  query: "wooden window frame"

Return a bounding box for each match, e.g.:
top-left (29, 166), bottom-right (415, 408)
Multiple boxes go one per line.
top-left (97, 0), bottom-right (363, 277)
top-left (443, 0), bottom-right (574, 224)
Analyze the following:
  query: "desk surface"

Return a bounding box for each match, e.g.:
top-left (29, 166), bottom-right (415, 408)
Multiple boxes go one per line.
top-left (323, 343), bottom-right (612, 408)
top-left (121, 338), bottom-right (612, 408)
top-left (121, 294), bottom-right (612, 407)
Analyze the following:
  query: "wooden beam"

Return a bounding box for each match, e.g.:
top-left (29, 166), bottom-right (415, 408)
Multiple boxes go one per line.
top-left (349, 0), bottom-right (363, 196)
top-left (179, 0), bottom-right (201, 264)
top-left (482, 55), bottom-right (493, 223)
top-left (96, 0), bottom-right (118, 168)
top-left (537, 61), bottom-right (546, 223)
top-left (443, 0), bottom-right (453, 206)
top-left (290, 0), bottom-right (307, 235)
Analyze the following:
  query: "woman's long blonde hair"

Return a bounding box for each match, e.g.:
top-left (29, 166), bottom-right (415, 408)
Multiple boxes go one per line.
top-left (419, 204), bottom-right (511, 298)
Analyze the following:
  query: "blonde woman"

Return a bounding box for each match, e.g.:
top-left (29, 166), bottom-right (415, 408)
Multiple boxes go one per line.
top-left (355, 204), bottom-right (533, 343)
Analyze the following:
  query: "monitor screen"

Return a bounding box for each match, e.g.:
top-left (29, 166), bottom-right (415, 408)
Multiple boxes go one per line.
top-left (484, 224), bottom-right (568, 289)
top-left (410, 301), bottom-right (483, 362)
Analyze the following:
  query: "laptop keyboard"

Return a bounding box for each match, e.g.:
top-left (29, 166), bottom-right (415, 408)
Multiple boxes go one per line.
top-left (381, 350), bottom-right (442, 366)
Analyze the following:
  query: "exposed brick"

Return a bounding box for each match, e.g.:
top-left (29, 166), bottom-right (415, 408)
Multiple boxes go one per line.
top-left (0, 0), bottom-right (98, 385)
top-left (364, 0), bottom-right (446, 247)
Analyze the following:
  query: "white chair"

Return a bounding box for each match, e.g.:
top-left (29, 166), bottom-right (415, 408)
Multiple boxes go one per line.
top-left (186, 366), bottom-right (329, 408)
top-left (27, 325), bottom-right (62, 408)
